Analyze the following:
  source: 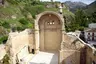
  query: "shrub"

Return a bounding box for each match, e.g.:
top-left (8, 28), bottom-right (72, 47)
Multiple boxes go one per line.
top-left (0, 36), bottom-right (8, 44)
top-left (19, 18), bottom-right (28, 25)
top-left (27, 23), bottom-right (34, 28)
top-left (2, 22), bottom-right (10, 29)
top-left (24, 5), bottom-right (45, 18)
top-left (6, 0), bottom-right (18, 5)
top-left (17, 26), bottom-right (25, 31)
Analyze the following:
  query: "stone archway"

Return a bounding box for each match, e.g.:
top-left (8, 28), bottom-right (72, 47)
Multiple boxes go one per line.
top-left (35, 11), bottom-right (65, 52)
top-left (39, 14), bottom-right (62, 51)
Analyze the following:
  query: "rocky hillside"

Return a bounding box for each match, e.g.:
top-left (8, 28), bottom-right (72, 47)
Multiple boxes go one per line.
top-left (0, 0), bottom-right (75, 44)
top-left (85, 1), bottom-right (96, 14)
top-left (64, 1), bottom-right (87, 12)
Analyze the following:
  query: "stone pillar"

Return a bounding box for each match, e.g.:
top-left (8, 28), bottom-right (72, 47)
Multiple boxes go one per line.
top-left (61, 31), bottom-right (65, 50)
top-left (35, 20), bottom-right (39, 53)
top-left (61, 15), bottom-right (65, 50)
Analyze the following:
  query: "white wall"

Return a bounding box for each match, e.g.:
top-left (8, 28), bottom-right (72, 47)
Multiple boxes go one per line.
top-left (85, 32), bottom-right (96, 41)
top-left (89, 23), bottom-right (96, 28)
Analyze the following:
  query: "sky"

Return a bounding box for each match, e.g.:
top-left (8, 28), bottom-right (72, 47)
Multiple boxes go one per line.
top-left (41, 0), bottom-right (95, 4)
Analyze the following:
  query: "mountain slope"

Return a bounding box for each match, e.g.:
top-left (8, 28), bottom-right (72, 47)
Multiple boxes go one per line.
top-left (0, 1), bottom-right (75, 44)
top-left (85, 1), bottom-right (96, 14)
top-left (64, 1), bottom-right (87, 12)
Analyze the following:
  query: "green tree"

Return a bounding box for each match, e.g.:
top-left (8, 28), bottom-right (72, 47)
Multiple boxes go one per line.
top-left (74, 9), bottom-right (88, 31)
top-left (66, 9), bottom-right (89, 32)
top-left (91, 12), bottom-right (96, 23)
top-left (0, 36), bottom-right (8, 44)
top-left (1, 22), bottom-right (10, 29)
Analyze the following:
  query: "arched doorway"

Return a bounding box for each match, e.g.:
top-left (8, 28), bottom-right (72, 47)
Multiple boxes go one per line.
top-left (39, 14), bottom-right (62, 51)
top-left (35, 11), bottom-right (65, 52)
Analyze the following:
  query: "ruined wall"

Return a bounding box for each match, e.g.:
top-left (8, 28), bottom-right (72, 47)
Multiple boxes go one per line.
top-left (86, 46), bottom-right (96, 64)
top-left (60, 33), bottom-right (96, 64)
top-left (59, 50), bottom-right (80, 64)
top-left (9, 29), bottom-right (34, 54)
top-left (63, 34), bottom-right (85, 50)
top-left (8, 29), bottom-right (34, 64)
top-left (10, 31), bottom-right (29, 54)
top-left (28, 30), bottom-right (35, 53)
top-left (59, 34), bottom-right (86, 64)
top-left (0, 44), bottom-right (6, 60)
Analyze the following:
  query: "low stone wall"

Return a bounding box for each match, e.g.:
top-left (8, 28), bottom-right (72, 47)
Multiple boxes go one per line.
top-left (59, 50), bottom-right (80, 64)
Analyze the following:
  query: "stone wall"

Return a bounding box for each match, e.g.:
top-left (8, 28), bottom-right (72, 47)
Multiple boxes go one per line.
top-left (0, 44), bottom-right (6, 60)
top-left (35, 11), bottom-right (65, 52)
top-left (59, 34), bottom-right (86, 64)
top-left (7, 29), bottom-right (34, 64)
top-left (10, 31), bottom-right (29, 54)
top-left (39, 13), bottom-right (62, 51)
top-left (86, 46), bottom-right (96, 64)
top-left (59, 50), bottom-right (80, 64)
top-left (8, 29), bottom-right (35, 54)
top-left (63, 34), bottom-right (85, 50)
top-left (28, 30), bottom-right (35, 53)
top-left (64, 34), bottom-right (96, 64)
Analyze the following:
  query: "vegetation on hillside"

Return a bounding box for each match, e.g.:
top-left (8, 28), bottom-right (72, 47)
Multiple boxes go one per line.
top-left (85, 1), bottom-right (96, 14)
top-left (0, 0), bottom-right (95, 44)
top-left (0, 0), bottom-right (43, 44)
top-left (64, 1), bottom-right (96, 32)
top-left (66, 9), bottom-right (88, 31)
top-left (64, 1), bottom-right (87, 13)
top-left (65, 8), bottom-right (96, 32)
